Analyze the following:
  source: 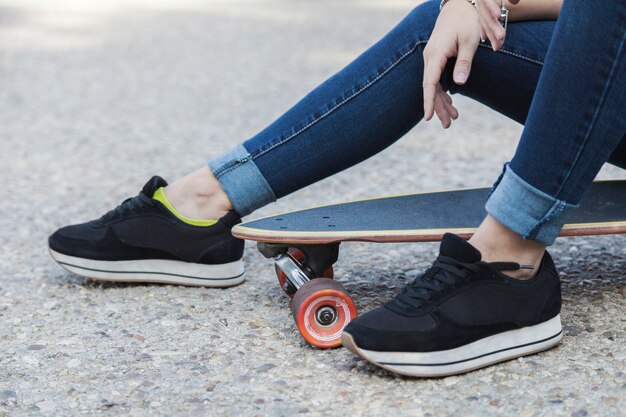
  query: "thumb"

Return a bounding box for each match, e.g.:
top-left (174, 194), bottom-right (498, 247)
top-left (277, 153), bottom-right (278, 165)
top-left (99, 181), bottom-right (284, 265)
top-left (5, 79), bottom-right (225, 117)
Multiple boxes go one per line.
top-left (453, 41), bottom-right (477, 85)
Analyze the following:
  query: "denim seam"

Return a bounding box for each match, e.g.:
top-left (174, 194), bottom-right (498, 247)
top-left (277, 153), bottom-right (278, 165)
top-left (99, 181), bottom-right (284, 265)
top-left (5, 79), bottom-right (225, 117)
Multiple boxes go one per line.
top-left (526, 199), bottom-right (566, 240)
top-left (213, 156), bottom-right (251, 178)
top-left (551, 30), bottom-right (625, 200)
top-left (252, 40), bottom-right (428, 160)
top-left (478, 44), bottom-right (544, 66)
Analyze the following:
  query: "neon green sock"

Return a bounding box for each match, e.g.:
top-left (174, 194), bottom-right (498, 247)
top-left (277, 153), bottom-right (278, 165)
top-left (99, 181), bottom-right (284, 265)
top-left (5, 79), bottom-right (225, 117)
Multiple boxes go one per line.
top-left (152, 187), bottom-right (217, 227)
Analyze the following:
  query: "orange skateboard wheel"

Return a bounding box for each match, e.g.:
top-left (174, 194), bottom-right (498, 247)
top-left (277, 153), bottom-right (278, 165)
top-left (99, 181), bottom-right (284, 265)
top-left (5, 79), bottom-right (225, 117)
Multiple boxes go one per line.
top-left (290, 278), bottom-right (357, 349)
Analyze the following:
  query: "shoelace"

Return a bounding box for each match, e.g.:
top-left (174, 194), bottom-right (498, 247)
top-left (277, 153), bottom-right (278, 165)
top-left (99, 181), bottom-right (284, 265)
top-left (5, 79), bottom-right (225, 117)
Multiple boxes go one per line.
top-left (395, 255), bottom-right (481, 309)
top-left (394, 256), bottom-right (529, 309)
top-left (100, 193), bottom-right (154, 221)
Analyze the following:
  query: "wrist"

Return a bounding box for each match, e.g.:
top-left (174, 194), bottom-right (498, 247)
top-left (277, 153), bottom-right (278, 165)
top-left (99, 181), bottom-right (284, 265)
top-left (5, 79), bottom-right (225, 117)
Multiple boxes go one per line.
top-left (440, 0), bottom-right (477, 11)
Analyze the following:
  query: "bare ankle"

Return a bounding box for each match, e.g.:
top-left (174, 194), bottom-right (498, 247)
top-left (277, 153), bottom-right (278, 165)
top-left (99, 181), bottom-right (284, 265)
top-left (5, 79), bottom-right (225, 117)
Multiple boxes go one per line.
top-left (164, 167), bottom-right (234, 220)
top-left (469, 215), bottom-right (545, 280)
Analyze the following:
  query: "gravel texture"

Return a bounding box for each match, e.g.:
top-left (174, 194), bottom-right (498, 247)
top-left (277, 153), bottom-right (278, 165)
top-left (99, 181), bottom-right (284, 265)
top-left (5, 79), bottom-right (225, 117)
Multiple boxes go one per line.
top-left (1, 1), bottom-right (625, 416)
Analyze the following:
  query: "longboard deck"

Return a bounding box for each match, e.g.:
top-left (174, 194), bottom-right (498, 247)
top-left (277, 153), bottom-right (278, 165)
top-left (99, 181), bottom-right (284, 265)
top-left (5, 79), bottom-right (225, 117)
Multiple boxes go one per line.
top-left (232, 180), bottom-right (626, 244)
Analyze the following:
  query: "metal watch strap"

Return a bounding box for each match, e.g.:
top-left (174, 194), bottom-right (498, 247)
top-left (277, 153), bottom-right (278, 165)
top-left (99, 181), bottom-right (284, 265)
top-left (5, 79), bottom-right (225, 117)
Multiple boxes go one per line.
top-left (440, 0), bottom-right (477, 11)
top-left (500, 0), bottom-right (509, 29)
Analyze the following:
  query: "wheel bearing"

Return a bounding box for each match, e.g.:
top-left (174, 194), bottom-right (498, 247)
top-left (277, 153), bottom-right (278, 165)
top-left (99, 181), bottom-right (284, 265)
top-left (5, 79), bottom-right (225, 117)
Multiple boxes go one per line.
top-left (315, 305), bottom-right (338, 327)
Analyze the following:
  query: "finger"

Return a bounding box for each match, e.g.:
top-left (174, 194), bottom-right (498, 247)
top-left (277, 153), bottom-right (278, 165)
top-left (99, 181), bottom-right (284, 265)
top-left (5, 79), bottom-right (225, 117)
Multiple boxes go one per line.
top-left (440, 91), bottom-right (458, 120)
top-left (423, 83), bottom-right (437, 121)
top-left (439, 90), bottom-right (458, 119)
top-left (477, 7), bottom-right (495, 45)
top-left (434, 86), bottom-right (449, 123)
top-left (422, 48), bottom-right (447, 121)
top-left (481, 18), bottom-right (505, 51)
top-left (434, 91), bottom-right (451, 128)
top-left (481, 0), bottom-right (507, 50)
top-left (453, 38), bottom-right (478, 85)
top-left (488, 19), bottom-right (507, 50)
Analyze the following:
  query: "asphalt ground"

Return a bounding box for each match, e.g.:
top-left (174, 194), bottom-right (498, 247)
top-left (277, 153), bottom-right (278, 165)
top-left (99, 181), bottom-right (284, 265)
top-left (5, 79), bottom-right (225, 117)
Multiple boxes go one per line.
top-left (1, 1), bottom-right (624, 416)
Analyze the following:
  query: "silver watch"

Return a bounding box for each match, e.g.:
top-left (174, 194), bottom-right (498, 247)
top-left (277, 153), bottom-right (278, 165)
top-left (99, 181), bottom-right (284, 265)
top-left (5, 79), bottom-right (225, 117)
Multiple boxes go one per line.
top-left (439, 0), bottom-right (477, 11)
top-left (499, 0), bottom-right (509, 29)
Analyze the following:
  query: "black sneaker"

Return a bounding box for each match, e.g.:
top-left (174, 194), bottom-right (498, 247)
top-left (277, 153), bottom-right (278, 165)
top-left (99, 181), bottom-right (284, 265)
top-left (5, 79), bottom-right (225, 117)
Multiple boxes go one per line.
top-left (342, 233), bottom-right (562, 377)
top-left (48, 176), bottom-right (245, 287)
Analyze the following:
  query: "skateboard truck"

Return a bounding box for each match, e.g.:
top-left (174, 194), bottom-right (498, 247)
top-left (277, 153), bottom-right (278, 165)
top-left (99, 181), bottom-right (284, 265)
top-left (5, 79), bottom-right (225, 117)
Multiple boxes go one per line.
top-left (273, 254), bottom-right (310, 290)
top-left (258, 242), bottom-right (339, 278)
top-left (256, 242), bottom-right (357, 349)
top-left (258, 242), bottom-right (339, 294)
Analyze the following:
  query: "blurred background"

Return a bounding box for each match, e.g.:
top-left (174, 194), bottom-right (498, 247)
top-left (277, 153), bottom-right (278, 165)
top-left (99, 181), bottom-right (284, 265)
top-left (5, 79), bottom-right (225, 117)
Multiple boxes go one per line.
top-left (1, 1), bottom-right (624, 416)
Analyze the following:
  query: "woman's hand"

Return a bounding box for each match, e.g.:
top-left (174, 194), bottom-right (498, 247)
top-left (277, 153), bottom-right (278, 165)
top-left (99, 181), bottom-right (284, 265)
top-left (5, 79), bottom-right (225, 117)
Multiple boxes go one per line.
top-left (475, 0), bottom-right (519, 51)
top-left (423, 0), bottom-right (482, 128)
top-left (477, 0), bottom-right (562, 51)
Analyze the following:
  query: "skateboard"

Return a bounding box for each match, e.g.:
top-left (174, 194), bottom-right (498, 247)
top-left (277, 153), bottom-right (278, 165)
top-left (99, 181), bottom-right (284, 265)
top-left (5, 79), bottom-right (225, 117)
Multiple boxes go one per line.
top-left (231, 180), bottom-right (626, 349)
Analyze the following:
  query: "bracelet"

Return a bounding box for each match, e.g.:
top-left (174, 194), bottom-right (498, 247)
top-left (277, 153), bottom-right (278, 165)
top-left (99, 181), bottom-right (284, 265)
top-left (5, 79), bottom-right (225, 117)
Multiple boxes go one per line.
top-left (500, 0), bottom-right (509, 29)
top-left (439, 0), bottom-right (477, 11)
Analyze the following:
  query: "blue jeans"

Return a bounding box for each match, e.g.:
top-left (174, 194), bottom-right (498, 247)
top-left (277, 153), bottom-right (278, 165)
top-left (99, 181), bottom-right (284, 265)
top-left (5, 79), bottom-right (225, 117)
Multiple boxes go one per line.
top-left (210, 0), bottom-right (626, 246)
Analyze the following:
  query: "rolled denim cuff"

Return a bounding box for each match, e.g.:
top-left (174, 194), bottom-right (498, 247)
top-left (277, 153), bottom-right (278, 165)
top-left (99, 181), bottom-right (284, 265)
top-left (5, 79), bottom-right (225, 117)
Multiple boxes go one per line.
top-left (486, 163), bottom-right (578, 246)
top-left (209, 144), bottom-right (276, 217)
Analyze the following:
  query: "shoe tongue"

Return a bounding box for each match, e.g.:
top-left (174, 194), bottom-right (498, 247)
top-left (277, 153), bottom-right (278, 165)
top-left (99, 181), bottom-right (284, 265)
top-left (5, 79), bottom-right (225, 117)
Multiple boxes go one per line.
top-left (142, 176), bottom-right (168, 197)
top-left (439, 233), bottom-right (481, 263)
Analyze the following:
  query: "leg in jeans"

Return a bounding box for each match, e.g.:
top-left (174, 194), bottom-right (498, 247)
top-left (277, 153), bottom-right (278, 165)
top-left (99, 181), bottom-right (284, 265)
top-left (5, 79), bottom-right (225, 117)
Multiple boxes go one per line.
top-left (48, 0), bottom-right (556, 289)
top-left (206, 0), bottom-right (555, 217)
top-left (341, 0), bottom-right (625, 376)
top-left (481, 0), bottom-right (626, 250)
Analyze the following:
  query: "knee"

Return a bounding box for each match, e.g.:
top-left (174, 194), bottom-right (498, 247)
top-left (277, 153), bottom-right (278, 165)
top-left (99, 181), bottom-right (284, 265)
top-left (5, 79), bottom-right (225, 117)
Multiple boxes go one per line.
top-left (607, 134), bottom-right (626, 169)
top-left (400, 0), bottom-right (439, 42)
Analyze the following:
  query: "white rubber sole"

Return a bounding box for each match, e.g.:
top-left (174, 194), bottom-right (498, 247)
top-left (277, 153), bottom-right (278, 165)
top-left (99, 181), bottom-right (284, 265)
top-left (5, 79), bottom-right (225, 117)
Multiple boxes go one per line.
top-left (49, 249), bottom-right (245, 287)
top-left (342, 315), bottom-right (562, 377)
